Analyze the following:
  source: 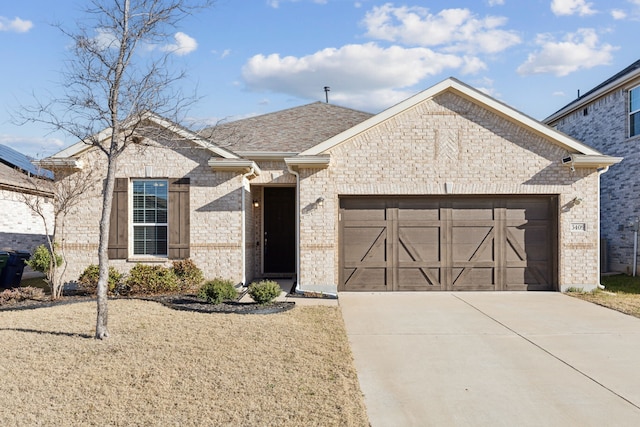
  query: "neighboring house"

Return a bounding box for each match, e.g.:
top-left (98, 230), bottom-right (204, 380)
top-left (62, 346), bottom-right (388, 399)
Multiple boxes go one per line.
top-left (545, 60), bottom-right (640, 274)
top-left (43, 78), bottom-right (621, 293)
top-left (0, 144), bottom-right (54, 254)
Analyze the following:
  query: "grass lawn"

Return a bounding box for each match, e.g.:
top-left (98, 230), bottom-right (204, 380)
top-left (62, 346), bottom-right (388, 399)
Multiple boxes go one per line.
top-left (0, 300), bottom-right (369, 426)
top-left (568, 274), bottom-right (640, 318)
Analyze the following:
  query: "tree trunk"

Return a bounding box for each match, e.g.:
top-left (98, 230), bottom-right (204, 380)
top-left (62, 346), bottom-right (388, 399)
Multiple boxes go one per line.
top-left (95, 156), bottom-right (118, 340)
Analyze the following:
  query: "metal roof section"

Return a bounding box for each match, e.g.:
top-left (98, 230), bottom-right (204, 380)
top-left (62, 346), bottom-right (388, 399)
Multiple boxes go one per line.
top-left (300, 77), bottom-right (604, 157)
top-left (545, 59), bottom-right (640, 123)
top-left (0, 144), bottom-right (53, 179)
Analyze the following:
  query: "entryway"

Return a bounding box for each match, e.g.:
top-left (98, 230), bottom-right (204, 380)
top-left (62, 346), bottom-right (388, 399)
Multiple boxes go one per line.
top-left (262, 187), bottom-right (296, 276)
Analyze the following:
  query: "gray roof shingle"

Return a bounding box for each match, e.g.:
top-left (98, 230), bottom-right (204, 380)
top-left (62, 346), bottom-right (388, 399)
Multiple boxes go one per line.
top-left (201, 102), bottom-right (373, 154)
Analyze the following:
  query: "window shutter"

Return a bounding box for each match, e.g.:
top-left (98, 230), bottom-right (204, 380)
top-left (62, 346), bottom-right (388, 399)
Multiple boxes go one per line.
top-left (108, 178), bottom-right (129, 259)
top-left (168, 177), bottom-right (190, 259)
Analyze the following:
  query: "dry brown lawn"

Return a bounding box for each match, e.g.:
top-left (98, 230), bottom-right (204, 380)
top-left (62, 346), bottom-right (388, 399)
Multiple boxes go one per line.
top-left (0, 300), bottom-right (369, 426)
top-left (569, 290), bottom-right (640, 318)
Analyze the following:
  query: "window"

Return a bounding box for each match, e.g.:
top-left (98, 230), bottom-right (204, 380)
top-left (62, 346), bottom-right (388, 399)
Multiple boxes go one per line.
top-left (132, 180), bottom-right (168, 256)
top-left (109, 178), bottom-right (189, 260)
top-left (630, 86), bottom-right (640, 137)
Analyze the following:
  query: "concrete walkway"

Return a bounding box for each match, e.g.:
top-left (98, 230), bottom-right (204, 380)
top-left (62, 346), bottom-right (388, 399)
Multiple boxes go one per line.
top-left (339, 292), bottom-right (640, 427)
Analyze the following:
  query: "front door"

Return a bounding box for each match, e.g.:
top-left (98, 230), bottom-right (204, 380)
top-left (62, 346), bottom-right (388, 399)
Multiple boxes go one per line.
top-left (263, 187), bottom-right (296, 274)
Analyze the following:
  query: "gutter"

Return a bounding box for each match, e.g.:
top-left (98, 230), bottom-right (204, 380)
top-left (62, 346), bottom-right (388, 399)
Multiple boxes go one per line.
top-left (597, 166), bottom-right (611, 290)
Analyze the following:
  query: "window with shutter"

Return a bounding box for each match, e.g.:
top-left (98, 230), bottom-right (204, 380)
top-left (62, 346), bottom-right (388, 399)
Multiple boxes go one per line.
top-left (108, 177), bottom-right (190, 260)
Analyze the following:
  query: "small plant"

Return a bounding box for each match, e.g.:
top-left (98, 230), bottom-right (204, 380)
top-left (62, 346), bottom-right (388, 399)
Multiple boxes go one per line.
top-left (172, 259), bottom-right (204, 291)
top-left (125, 264), bottom-right (180, 295)
top-left (198, 278), bottom-right (238, 304)
top-left (26, 244), bottom-right (63, 276)
top-left (247, 280), bottom-right (281, 305)
top-left (77, 264), bottom-right (123, 295)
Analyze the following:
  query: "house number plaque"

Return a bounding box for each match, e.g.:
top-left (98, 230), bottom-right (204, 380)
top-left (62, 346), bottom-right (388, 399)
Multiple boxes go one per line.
top-left (571, 223), bottom-right (587, 232)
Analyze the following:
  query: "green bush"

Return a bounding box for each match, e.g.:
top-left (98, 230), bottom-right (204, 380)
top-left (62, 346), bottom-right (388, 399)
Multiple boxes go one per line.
top-left (247, 280), bottom-right (281, 305)
top-left (77, 264), bottom-right (123, 295)
top-left (125, 264), bottom-right (180, 295)
top-left (172, 259), bottom-right (204, 291)
top-left (26, 244), bottom-right (63, 275)
top-left (197, 278), bottom-right (238, 304)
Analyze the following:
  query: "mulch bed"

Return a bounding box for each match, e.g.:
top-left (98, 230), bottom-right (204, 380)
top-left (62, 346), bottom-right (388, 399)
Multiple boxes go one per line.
top-left (0, 292), bottom-right (295, 315)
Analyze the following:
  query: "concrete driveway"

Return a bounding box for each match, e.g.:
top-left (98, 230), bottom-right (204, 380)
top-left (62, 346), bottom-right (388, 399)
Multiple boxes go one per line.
top-left (339, 292), bottom-right (640, 427)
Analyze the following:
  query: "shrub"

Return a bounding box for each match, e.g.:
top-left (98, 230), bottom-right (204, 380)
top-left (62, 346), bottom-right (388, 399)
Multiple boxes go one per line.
top-left (197, 278), bottom-right (238, 304)
top-left (26, 244), bottom-right (63, 275)
top-left (125, 264), bottom-right (180, 295)
top-left (247, 280), bottom-right (281, 305)
top-left (172, 259), bottom-right (204, 291)
top-left (77, 264), bottom-right (123, 295)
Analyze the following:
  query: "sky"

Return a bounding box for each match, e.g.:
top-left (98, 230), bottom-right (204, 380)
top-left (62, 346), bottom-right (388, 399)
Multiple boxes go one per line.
top-left (1, 0), bottom-right (639, 159)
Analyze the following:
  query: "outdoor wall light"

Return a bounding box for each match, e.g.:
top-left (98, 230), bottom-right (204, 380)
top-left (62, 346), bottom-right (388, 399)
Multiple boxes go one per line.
top-left (253, 200), bottom-right (259, 208)
top-left (316, 197), bottom-right (324, 206)
top-left (572, 197), bottom-right (583, 205)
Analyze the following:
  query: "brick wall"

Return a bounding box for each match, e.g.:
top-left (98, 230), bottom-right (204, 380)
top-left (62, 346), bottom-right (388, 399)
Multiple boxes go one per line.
top-left (0, 188), bottom-right (54, 254)
top-left (297, 92), bottom-right (602, 291)
top-left (550, 88), bottom-right (636, 273)
top-left (57, 137), bottom-right (245, 285)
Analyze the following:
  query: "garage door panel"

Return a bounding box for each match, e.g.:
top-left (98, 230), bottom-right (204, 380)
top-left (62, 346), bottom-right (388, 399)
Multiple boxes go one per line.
top-left (343, 268), bottom-right (388, 291)
top-left (398, 268), bottom-right (442, 291)
top-left (398, 227), bottom-right (440, 262)
top-left (342, 227), bottom-right (387, 263)
top-left (340, 196), bottom-right (556, 292)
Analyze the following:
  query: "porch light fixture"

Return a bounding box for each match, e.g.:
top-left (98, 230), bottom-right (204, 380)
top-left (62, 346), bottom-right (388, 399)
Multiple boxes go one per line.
top-left (316, 197), bottom-right (324, 206)
top-left (253, 200), bottom-right (259, 208)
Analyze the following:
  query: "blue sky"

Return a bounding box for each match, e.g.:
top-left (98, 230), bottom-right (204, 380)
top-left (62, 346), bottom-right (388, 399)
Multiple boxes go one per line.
top-left (1, 0), bottom-right (639, 158)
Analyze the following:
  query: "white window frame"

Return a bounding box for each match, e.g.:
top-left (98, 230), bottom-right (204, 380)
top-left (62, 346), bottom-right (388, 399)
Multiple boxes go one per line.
top-left (629, 85), bottom-right (640, 138)
top-left (130, 179), bottom-right (169, 258)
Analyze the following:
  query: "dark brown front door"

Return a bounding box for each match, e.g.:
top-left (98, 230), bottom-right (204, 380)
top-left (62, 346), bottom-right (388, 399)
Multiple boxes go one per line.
top-left (263, 187), bottom-right (296, 274)
top-left (339, 196), bottom-right (557, 291)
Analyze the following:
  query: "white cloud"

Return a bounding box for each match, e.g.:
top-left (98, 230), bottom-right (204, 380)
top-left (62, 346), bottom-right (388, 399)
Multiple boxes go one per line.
top-left (553, 91), bottom-right (566, 96)
top-left (161, 32), bottom-right (198, 56)
top-left (0, 16), bottom-right (33, 33)
top-left (611, 9), bottom-right (627, 19)
top-left (0, 135), bottom-right (66, 159)
top-left (517, 28), bottom-right (617, 76)
top-left (550, 0), bottom-right (596, 16)
top-left (242, 42), bottom-right (465, 111)
top-left (488, 0), bottom-right (505, 5)
top-left (362, 5), bottom-right (521, 55)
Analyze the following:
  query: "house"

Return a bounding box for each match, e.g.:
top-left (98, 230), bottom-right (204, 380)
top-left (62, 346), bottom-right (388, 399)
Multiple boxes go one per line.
top-left (544, 60), bottom-right (640, 274)
top-left (43, 78), bottom-right (621, 293)
top-left (0, 144), bottom-right (54, 254)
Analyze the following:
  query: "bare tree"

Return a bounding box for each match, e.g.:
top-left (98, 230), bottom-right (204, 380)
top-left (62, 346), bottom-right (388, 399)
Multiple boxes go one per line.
top-left (19, 0), bottom-right (212, 339)
top-left (21, 165), bottom-right (97, 299)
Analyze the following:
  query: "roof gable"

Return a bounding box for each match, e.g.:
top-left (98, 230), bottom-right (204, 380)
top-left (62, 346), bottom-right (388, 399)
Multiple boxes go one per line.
top-left (301, 78), bottom-right (603, 157)
top-left (48, 112), bottom-right (239, 160)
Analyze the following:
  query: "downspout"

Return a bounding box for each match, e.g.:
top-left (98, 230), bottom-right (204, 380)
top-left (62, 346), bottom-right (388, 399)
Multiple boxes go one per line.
top-left (241, 167), bottom-right (255, 286)
top-left (286, 163), bottom-right (338, 298)
top-left (286, 164), bottom-right (301, 293)
top-left (597, 166), bottom-right (609, 289)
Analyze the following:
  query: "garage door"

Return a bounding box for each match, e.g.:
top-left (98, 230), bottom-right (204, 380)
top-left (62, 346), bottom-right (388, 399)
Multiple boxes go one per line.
top-left (339, 196), bottom-right (557, 291)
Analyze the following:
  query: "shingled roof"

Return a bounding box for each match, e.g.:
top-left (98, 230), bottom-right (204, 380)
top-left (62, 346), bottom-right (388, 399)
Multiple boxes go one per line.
top-left (201, 102), bottom-right (373, 154)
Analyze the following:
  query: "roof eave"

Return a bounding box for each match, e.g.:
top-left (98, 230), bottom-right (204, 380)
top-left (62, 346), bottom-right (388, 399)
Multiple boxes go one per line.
top-left (208, 158), bottom-right (262, 175)
top-left (36, 158), bottom-right (84, 170)
top-left (284, 156), bottom-right (330, 169)
top-left (563, 154), bottom-right (624, 169)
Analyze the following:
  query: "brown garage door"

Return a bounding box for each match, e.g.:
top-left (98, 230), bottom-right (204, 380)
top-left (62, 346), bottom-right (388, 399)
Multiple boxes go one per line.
top-left (339, 196), bottom-right (557, 291)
